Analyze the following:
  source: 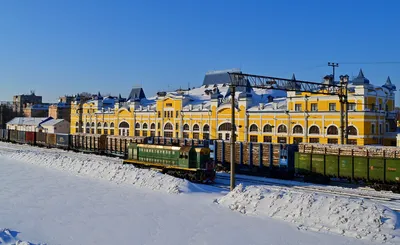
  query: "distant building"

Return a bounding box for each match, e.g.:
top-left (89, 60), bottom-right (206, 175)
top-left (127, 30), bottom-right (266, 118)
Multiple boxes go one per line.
top-left (38, 119), bottom-right (70, 134)
top-left (48, 96), bottom-right (74, 122)
top-left (6, 117), bottom-right (70, 133)
top-left (6, 117), bottom-right (52, 132)
top-left (13, 91), bottom-right (42, 114)
top-left (23, 103), bottom-right (50, 117)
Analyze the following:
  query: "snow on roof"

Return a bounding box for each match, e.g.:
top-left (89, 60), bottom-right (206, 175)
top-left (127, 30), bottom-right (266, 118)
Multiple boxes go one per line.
top-left (7, 117), bottom-right (52, 126)
top-left (41, 119), bottom-right (66, 126)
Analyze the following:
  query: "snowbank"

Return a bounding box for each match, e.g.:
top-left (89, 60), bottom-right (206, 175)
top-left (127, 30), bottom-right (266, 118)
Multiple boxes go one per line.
top-left (0, 229), bottom-right (45, 245)
top-left (0, 144), bottom-right (193, 194)
top-left (217, 184), bottom-right (400, 243)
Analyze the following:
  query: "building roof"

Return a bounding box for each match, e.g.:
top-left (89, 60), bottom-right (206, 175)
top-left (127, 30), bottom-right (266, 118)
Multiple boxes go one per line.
top-left (7, 117), bottom-right (52, 126)
top-left (352, 69), bottom-right (370, 85)
top-left (128, 87), bottom-right (146, 101)
top-left (382, 76), bottom-right (396, 91)
top-left (202, 68), bottom-right (241, 86)
top-left (41, 119), bottom-right (66, 126)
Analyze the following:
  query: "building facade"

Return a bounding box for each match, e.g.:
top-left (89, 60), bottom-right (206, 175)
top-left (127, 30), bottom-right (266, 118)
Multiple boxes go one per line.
top-left (23, 104), bottom-right (49, 117)
top-left (48, 96), bottom-right (74, 122)
top-left (13, 92), bottom-right (42, 114)
top-left (70, 69), bottom-right (397, 146)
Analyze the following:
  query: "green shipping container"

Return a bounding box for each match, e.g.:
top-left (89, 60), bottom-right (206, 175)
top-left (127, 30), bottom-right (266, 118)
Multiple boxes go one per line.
top-left (353, 157), bottom-right (368, 180)
top-left (339, 156), bottom-right (353, 179)
top-left (311, 154), bottom-right (325, 175)
top-left (385, 159), bottom-right (400, 183)
top-left (295, 153), bottom-right (311, 174)
top-left (369, 158), bottom-right (385, 181)
top-left (325, 155), bottom-right (338, 177)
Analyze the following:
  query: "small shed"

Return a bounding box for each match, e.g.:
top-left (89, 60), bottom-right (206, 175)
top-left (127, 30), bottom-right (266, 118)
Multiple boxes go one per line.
top-left (39, 119), bottom-right (70, 134)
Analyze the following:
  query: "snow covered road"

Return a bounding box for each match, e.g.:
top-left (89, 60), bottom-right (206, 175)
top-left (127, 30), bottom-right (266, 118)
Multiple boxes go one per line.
top-left (0, 145), bottom-right (386, 245)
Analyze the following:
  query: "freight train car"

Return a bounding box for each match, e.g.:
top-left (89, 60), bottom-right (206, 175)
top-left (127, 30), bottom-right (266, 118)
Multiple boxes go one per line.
top-left (213, 140), bottom-right (298, 179)
top-left (124, 143), bottom-right (215, 182)
top-left (295, 143), bottom-right (400, 192)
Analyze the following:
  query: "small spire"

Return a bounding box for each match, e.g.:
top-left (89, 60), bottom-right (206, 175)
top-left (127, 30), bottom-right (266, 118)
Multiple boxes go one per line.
top-left (291, 73), bottom-right (296, 80)
top-left (386, 76), bottom-right (392, 85)
top-left (357, 69), bottom-right (365, 78)
top-left (118, 93), bottom-right (122, 99)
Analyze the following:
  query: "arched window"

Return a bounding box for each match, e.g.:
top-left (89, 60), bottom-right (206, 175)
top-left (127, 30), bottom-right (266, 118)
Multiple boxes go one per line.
top-left (164, 123), bottom-right (173, 131)
top-left (293, 125), bottom-right (303, 134)
top-left (97, 122), bottom-right (102, 134)
top-left (75, 122), bottom-right (79, 127)
top-left (193, 124), bottom-right (199, 131)
top-left (203, 124), bottom-right (210, 140)
top-left (119, 122), bottom-right (129, 136)
top-left (309, 125), bottom-right (320, 134)
top-left (218, 123), bottom-right (236, 131)
top-left (75, 122), bottom-right (80, 133)
top-left (249, 124), bottom-right (258, 132)
top-left (263, 124), bottom-right (272, 133)
top-left (119, 122), bottom-right (129, 128)
top-left (150, 123), bottom-right (156, 130)
top-left (142, 123), bottom-right (148, 129)
top-left (347, 126), bottom-right (357, 136)
top-left (277, 125), bottom-right (287, 133)
top-left (85, 122), bottom-right (90, 134)
top-left (203, 124), bottom-right (210, 132)
top-left (327, 125), bottom-right (338, 135)
top-left (183, 124), bottom-right (190, 131)
top-left (103, 122), bottom-right (108, 135)
top-left (91, 122), bottom-right (95, 128)
top-left (110, 123), bottom-right (115, 135)
top-left (135, 122), bottom-right (140, 129)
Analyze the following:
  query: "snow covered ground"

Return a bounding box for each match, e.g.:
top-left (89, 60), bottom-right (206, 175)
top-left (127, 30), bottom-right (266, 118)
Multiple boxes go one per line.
top-left (0, 142), bottom-right (399, 244)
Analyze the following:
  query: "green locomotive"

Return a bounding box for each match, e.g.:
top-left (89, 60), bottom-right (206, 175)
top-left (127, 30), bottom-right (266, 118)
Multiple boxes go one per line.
top-left (124, 143), bottom-right (216, 182)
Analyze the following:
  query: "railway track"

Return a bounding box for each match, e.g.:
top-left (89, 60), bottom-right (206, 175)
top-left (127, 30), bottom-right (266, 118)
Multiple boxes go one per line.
top-left (215, 174), bottom-right (400, 212)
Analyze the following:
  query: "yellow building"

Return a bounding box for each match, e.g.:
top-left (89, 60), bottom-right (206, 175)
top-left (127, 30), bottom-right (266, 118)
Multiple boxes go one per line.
top-left (70, 69), bottom-right (397, 146)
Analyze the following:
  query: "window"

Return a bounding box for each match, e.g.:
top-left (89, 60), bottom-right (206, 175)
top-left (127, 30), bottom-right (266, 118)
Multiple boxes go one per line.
top-left (193, 133), bottom-right (199, 139)
top-left (142, 123), bottom-right (148, 130)
top-left (164, 123), bottom-right (173, 130)
top-left (371, 124), bottom-right (375, 134)
top-left (385, 105), bottom-right (389, 112)
top-left (110, 122), bottom-right (114, 135)
top-left (295, 104), bottom-right (302, 112)
top-left (158, 111), bottom-right (161, 117)
top-left (250, 135), bottom-right (258, 142)
top-left (218, 123), bottom-right (235, 131)
top-left (329, 103), bottom-right (336, 111)
top-left (263, 124), bottom-right (273, 133)
top-left (327, 125), bottom-right (338, 135)
top-left (347, 126), bottom-right (357, 136)
top-left (164, 111), bottom-right (167, 117)
top-left (218, 133), bottom-right (223, 140)
top-left (203, 124), bottom-right (210, 132)
top-left (277, 125), bottom-right (287, 133)
top-left (379, 104), bottom-right (382, 110)
top-left (164, 132), bottom-right (173, 138)
top-left (183, 132), bottom-right (189, 138)
top-left (263, 136), bottom-right (272, 143)
top-left (277, 137), bottom-right (287, 143)
top-left (348, 103), bottom-right (356, 111)
top-left (311, 103), bottom-right (318, 112)
top-left (150, 131), bottom-right (155, 136)
top-left (379, 124), bottom-right (382, 134)
top-left (386, 123), bottom-right (389, 133)
top-left (309, 126), bottom-right (320, 134)
top-left (183, 124), bottom-right (190, 131)
top-left (249, 124), bottom-right (258, 132)
top-left (175, 123), bottom-right (179, 131)
top-left (166, 103), bottom-right (172, 107)
top-left (203, 133), bottom-right (209, 140)
top-left (293, 137), bottom-right (303, 144)
top-left (135, 123), bottom-right (140, 129)
top-left (150, 123), bottom-right (155, 130)
top-left (293, 125), bottom-right (303, 134)
top-left (142, 131), bottom-right (147, 137)
top-left (193, 124), bottom-right (200, 131)
top-left (309, 138), bottom-right (319, 143)
top-left (371, 104), bottom-right (375, 111)
top-left (347, 139), bottom-right (357, 145)
top-left (135, 130), bottom-right (140, 136)
top-left (328, 138), bottom-right (338, 144)
top-left (176, 111), bottom-right (179, 118)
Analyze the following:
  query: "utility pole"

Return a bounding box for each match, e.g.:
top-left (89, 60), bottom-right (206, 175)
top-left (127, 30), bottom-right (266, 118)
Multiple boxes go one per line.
top-left (230, 84), bottom-right (236, 191)
top-left (328, 62), bottom-right (339, 82)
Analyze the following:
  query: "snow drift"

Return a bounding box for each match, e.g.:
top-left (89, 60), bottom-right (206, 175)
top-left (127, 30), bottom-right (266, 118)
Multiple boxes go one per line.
top-left (0, 144), bottom-right (193, 194)
top-left (217, 184), bottom-right (400, 243)
top-left (0, 228), bottom-right (45, 245)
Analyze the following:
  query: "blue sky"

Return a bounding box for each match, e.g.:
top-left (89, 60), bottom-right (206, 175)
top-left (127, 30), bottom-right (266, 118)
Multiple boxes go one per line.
top-left (1, 0), bottom-right (399, 104)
